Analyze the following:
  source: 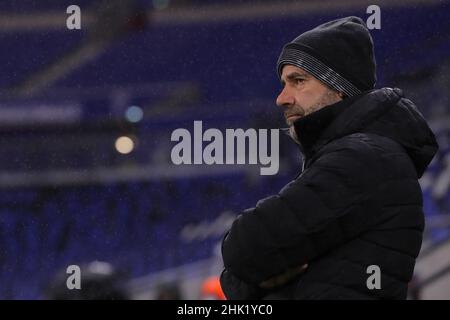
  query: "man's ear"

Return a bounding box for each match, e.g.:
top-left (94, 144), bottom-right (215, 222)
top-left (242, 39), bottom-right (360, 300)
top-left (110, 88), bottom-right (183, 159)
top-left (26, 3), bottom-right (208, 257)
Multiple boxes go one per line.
top-left (338, 91), bottom-right (345, 99)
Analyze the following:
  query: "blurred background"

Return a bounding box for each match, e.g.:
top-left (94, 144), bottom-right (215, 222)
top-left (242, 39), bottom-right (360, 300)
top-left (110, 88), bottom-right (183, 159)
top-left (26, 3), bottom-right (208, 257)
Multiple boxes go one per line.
top-left (0, 0), bottom-right (449, 300)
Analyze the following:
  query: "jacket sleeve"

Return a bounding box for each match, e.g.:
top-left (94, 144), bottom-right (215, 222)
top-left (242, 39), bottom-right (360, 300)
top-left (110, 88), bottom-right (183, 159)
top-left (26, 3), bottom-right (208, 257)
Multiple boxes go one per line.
top-left (220, 268), bottom-right (265, 300)
top-left (222, 136), bottom-right (384, 284)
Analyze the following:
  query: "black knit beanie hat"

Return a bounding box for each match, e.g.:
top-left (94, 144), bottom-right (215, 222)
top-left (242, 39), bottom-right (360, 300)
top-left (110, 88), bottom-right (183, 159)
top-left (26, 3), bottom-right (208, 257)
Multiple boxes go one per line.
top-left (277, 16), bottom-right (376, 97)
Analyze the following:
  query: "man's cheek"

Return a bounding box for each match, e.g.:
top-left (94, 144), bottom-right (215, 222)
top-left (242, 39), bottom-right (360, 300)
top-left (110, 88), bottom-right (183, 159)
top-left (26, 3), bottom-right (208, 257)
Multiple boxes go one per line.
top-left (305, 104), bottom-right (320, 116)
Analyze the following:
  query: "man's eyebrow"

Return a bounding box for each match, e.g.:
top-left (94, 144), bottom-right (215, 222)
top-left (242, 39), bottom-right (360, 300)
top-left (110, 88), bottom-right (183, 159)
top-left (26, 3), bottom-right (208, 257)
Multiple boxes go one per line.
top-left (286, 72), bottom-right (310, 80)
top-left (280, 71), bottom-right (310, 85)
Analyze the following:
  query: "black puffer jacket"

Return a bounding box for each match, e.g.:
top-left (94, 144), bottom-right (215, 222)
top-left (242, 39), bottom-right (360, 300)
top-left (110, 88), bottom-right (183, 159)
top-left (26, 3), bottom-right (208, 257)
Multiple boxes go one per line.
top-left (221, 87), bottom-right (438, 300)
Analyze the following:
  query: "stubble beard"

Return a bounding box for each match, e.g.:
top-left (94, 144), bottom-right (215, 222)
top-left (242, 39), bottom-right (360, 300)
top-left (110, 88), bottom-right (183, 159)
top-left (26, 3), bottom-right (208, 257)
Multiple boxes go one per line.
top-left (288, 89), bottom-right (341, 145)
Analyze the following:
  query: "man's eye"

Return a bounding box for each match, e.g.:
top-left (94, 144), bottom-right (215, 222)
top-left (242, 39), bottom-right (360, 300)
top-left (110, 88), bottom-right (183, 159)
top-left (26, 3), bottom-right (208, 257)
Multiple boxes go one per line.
top-left (295, 78), bottom-right (305, 84)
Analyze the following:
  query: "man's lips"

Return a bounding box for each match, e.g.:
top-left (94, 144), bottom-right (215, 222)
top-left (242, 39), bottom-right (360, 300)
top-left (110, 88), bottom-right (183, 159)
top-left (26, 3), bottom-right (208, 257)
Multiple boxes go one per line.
top-left (285, 114), bottom-right (303, 121)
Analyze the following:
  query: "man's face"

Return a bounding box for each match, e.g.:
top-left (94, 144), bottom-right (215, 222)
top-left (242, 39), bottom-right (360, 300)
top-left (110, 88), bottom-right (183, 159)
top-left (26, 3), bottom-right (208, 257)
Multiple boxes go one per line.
top-left (276, 65), bottom-right (343, 127)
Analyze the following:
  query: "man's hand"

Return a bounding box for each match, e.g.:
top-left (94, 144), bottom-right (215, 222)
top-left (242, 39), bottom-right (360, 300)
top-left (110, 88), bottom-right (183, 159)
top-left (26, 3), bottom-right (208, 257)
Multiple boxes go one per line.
top-left (259, 264), bottom-right (308, 289)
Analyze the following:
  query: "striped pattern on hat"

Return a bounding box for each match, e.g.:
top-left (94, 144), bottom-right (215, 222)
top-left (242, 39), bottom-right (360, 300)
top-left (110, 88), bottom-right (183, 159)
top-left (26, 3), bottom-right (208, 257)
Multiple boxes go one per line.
top-left (277, 48), bottom-right (362, 97)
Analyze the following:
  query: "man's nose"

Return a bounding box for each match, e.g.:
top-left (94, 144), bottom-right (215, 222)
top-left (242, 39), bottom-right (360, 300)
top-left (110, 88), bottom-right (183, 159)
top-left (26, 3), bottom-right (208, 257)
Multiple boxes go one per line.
top-left (276, 86), bottom-right (294, 108)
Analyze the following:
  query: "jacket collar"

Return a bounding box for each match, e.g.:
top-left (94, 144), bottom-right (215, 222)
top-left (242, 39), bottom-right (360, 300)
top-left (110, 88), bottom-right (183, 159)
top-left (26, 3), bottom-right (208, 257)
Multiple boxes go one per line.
top-left (291, 93), bottom-right (363, 157)
top-left (288, 87), bottom-right (438, 178)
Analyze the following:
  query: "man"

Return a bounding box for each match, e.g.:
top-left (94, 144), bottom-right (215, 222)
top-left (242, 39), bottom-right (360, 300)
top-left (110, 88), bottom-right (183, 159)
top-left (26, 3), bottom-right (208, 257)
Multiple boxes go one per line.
top-left (220, 16), bottom-right (438, 299)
